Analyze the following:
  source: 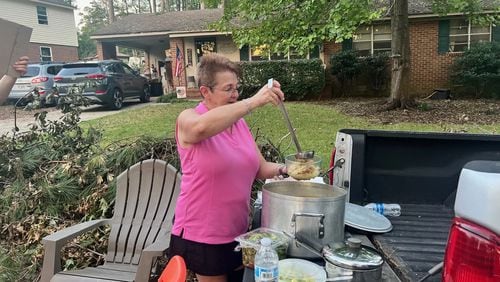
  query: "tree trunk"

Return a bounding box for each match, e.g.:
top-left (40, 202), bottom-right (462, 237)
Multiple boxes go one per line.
top-left (152, 0), bottom-right (157, 13)
top-left (106, 0), bottom-right (116, 22)
top-left (387, 0), bottom-right (414, 110)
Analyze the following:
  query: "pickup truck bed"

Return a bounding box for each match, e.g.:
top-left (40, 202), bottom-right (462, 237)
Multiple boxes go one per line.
top-left (373, 204), bottom-right (453, 282)
top-left (334, 129), bottom-right (500, 282)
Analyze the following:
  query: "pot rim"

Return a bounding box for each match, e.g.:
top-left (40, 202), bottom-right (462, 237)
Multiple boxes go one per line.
top-left (263, 181), bottom-right (347, 202)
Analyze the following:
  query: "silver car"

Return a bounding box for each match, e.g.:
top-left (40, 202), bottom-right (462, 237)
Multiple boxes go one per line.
top-left (8, 62), bottom-right (63, 107)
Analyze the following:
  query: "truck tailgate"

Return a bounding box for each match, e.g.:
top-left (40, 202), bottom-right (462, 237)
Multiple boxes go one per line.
top-left (372, 204), bottom-right (453, 282)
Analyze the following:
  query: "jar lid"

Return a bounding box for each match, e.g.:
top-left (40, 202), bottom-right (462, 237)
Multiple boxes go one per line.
top-left (323, 237), bottom-right (383, 270)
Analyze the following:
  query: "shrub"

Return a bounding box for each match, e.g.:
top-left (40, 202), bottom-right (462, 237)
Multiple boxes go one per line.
top-left (330, 51), bottom-right (362, 96)
top-left (360, 52), bottom-right (390, 93)
top-left (239, 59), bottom-right (325, 101)
top-left (451, 42), bottom-right (500, 98)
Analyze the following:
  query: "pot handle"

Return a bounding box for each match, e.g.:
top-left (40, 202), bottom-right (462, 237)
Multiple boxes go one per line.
top-left (290, 212), bottom-right (325, 239)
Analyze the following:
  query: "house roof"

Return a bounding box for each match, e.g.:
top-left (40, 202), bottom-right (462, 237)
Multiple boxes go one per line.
top-left (35, 0), bottom-right (75, 9)
top-left (93, 8), bottom-right (224, 36)
top-left (92, 2), bottom-right (497, 37)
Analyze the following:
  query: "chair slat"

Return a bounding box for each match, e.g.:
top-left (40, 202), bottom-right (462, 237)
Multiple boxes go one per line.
top-left (123, 160), bottom-right (158, 263)
top-left (143, 166), bottom-right (179, 248)
top-left (132, 164), bottom-right (180, 264)
top-left (114, 162), bottom-right (142, 263)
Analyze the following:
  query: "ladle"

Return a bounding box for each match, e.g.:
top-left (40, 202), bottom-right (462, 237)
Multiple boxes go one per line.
top-left (268, 78), bottom-right (315, 159)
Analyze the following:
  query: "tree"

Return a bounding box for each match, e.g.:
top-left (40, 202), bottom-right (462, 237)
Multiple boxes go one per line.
top-left (77, 0), bottom-right (109, 59)
top-left (106, 0), bottom-right (116, 22)
top-left (217, 0), bottom-right (500, 109)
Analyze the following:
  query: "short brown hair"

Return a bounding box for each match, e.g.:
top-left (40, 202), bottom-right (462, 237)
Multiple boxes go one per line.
top-left (196, 54), bottom-right (241, 88)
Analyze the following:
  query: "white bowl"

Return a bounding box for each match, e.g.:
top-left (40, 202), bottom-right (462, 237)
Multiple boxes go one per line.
top-left (279, 258), bottom-right (327, 282)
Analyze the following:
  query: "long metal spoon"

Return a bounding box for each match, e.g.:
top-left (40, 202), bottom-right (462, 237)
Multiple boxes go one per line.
top-left (268, 78), bottom-right (314, 159)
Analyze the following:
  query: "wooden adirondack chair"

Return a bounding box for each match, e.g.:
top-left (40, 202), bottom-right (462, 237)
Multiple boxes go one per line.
top-left (40, 159), bottom-right (181, 282)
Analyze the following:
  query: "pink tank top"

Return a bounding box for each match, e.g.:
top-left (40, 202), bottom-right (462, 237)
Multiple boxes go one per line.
top-left (172, 102), bottom-right (260, 244)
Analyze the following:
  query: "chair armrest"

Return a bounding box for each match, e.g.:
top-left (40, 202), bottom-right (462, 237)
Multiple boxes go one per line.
top-left (135, 232), bottom-right (171, 281)
top-left (40, 219), bottom-right (109, 282)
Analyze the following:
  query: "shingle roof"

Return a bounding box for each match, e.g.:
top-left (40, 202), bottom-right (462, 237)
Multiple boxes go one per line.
top-left (92, 2), bottom-right (497, 36)
top-left (93, 8), bottom-right (224, 36)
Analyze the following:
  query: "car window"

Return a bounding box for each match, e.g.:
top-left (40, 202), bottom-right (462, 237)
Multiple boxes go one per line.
top-left (121, 63), bottom-right (135, 75)
top-left (58, 64), bottom-right (100, 76)
top-left (21, 66), bottom-right (40, 78)
top-left (103, 63), bottom-right (123, 74)
top-left (46, 65), bottom-right (61, 75)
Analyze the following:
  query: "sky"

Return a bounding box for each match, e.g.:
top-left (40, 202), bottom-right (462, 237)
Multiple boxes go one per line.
top-left (74, 0), bottom-right (92, 27)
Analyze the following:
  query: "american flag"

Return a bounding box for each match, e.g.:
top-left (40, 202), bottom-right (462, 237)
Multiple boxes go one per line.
top-left (175, 45), bottom-right (184, 77)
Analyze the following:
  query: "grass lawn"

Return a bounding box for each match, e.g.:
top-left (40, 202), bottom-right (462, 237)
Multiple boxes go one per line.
top-left (83, 100), bottom-right (500, 170)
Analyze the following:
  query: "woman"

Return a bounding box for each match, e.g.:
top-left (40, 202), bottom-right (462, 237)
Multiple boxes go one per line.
top-left (0, 56), bottom-right (29, 105)
top-left (170, 54), bottom-right (286, 282)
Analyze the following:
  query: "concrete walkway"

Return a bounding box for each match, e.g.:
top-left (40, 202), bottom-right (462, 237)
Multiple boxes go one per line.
top-left (0, 99), bottom-right (160, 136)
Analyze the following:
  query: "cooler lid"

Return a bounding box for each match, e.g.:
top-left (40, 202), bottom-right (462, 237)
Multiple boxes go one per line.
top-left (344, 203), bottom-right (393, 233)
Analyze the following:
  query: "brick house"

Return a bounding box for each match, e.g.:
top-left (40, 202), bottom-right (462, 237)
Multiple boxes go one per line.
top-left (0, 0), bottom-right (78, 63)
top-left (91, 4), bottom-right (500, 97)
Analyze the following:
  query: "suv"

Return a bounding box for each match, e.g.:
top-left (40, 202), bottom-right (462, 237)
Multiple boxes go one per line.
top-left (54, 60), bottom-right (150, 110)
top-left (8, 62), bottom-right (64, 106)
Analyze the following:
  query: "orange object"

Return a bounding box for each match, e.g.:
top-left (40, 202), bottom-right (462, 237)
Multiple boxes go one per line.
top-left (158, 255), bottom-right (187, 282)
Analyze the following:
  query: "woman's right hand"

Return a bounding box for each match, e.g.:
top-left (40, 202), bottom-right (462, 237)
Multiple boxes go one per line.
top-left (248, 79), bottom-right (285, 108)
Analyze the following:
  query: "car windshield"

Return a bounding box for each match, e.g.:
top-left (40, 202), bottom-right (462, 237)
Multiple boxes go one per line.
top-left (58, 64), bottom-right (101, 76)
top-left (21, 66), bottom-right (40, 78)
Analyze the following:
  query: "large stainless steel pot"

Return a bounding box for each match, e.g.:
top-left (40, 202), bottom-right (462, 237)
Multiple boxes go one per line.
top-left (261, 181), bottom-right (346, 258)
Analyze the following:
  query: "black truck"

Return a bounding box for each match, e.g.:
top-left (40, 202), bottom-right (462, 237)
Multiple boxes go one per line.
top-left (331, 129), bottom-right (500, 282)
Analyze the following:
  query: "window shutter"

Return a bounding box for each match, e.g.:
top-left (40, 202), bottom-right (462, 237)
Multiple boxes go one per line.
top-left (438, 20), bottom-right (450, 54)
top-left (342, 38), bottom-right (353, 51)
top-left (310, 45), bottom-right (320, 58)
top-left (239, 45), bottom-right (249, 61)
top-left (492, 25), bottom-right (500, 42)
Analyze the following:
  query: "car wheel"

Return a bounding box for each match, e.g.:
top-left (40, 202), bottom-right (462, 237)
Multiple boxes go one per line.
top-left (110, 88), bottom-right (124, 110)
top-left (140, 85), bottom-right (151, 102)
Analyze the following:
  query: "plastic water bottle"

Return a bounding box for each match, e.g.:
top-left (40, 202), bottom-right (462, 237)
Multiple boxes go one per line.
top-left (254, 237), bottom-right (279, 282)
top-left (364, 203), bottom-right (401, 216)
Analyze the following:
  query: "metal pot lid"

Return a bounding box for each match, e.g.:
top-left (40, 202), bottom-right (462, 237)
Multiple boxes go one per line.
top-left (323, 237), bottom-right (383, 270)
top-left (344, 202), bottom-right (393, 233)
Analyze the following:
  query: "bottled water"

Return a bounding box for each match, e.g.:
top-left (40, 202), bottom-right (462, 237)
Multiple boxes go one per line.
top-left (254, 237), bottom-right (279, 282)
top-left (364, 203), bottom-right (401, 216)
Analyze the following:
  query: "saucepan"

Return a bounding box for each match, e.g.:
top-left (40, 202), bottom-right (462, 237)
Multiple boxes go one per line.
top-left (284, 232), bottom-right (384, 282)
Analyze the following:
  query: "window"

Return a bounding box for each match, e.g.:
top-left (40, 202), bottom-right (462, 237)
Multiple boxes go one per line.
top-left (195, 38), bottom-right (216, 63)
top-left (37, 6), bottom-right (48, 25)
top-left (242, 45), bottom-right (320, 61)
top-left (352, 24), bottom-right (391, 56)
top-left (449, 19), bottom-right (491, 52)
top-left (40, 47), bottom-right (52, 62)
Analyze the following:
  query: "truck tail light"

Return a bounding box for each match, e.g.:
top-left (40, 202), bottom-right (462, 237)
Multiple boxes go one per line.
top-left (443, 217), bottom-right (500, 282)
top-left (31, 77), bottom-right (49, 83)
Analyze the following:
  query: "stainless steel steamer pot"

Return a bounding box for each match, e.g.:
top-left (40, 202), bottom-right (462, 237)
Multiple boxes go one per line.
top-left (261, 181), bottom-right (347, 258)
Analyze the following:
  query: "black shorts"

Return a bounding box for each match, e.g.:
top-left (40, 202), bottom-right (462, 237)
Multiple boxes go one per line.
top-left (169, 233), bottom-right (243, 276)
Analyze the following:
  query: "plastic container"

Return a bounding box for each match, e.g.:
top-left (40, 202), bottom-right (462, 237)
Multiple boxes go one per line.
top-left (279, 258), bottom-right (327, 282)
top-left (285, 154), bottom-right (322, 180)
top-left (254, 237), bottom-right (279, 282)
top-left (235, 227), bottom-right (288, 268)
top-left (364, 203), bottom-right (401, 216)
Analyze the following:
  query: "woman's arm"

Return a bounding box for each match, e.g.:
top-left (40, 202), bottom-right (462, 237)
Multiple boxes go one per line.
top-left (255, 144), bottom-right (287, 180)
top-left (177, 80), bottom-right (285, 147)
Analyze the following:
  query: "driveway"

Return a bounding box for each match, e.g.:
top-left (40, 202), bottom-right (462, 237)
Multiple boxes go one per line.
top-left (0, 99), bottom-right (159, 136)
